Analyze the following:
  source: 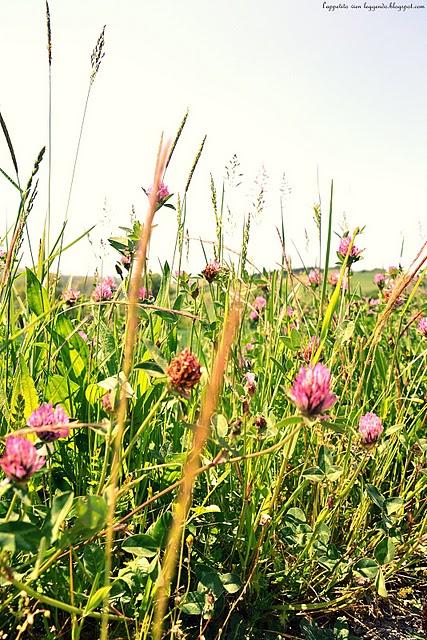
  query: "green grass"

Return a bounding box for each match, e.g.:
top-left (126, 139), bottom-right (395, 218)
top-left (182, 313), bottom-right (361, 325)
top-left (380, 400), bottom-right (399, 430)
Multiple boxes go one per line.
top-left (0, 10), bottom-right (426, 640)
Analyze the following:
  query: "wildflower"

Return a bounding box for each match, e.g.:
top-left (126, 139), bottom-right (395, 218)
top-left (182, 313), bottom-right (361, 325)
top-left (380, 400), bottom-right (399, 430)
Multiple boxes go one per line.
top-left (328, 270), bottom-right (348, 290)
top-left (0, 248), bottom-right (6, 262)
top-left (358, 412), bottom-right (383, 445)
top-left (62, 288), bottom-right (80, 306)
top-left (328, 270), bottom-right (340, 286)
top-left (167, 348), bottom-right (202, 396)
top-left (102, 392), bottom-right (113, 413)
top-left (288, 363), bottom-right (337, 418)
top-left (337, 234), bottom-right (362, 263)
top-left (78, 330), bottom-right (88, 341)
top-left (254, 296), bottom-right (267, 310)
top-left (0, 436), bottom-right (45, 483)
top-left (308, 269), bottom-right (321, 287)
top-left (102, 276), bottom-right (117, 291)
top-left (287, 306), bottom-right (294, 317)
top-left (302, 335), bottom-right (320, 363)
top-left (244, 372), bottom-right (257, 395)
top-left (373, 273), bottom-right (386, 288)
top-left (92, 279), bottom-right (113, 302)
top-left (418, 317), bottom-right (427, 337)
top-left (138, 286), bottom-right (152, 302)
top-left (202, 260), bottom-right (221, 283)
top-left (249, 310), bottom-right (259, 322)
top-left (245, 342), bottom-right (255, 352)
top-left (27, 403), bottom-right (70, 442)
top-left (147, 181), bottom-right (170, 203)
top-left (120, 253), bottom-right (132, 269)
top-left (254, 415), bottom-right (267, 431)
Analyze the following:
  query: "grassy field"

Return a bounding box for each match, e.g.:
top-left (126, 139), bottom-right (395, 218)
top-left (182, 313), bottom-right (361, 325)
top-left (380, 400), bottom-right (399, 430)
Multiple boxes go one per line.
top-left (0, 16), bottom-right (427, 640)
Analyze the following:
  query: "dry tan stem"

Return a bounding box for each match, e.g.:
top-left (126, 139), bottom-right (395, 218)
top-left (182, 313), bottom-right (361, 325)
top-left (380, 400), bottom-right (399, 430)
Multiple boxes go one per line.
top-left (152, 302), bottom-right (242, 640)
top-left (100, 137), bottom-right (170, 640)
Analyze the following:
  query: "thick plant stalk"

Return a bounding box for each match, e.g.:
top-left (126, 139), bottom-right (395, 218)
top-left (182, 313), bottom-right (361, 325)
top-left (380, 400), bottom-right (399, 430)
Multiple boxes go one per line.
top-left (152, 301), bottom-right (242, 640)
top-left (100, 138), bottom-right (170, 640)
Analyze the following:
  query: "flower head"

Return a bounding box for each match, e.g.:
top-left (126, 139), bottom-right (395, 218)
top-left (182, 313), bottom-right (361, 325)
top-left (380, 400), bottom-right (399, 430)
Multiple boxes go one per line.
top-left (286, 306), bottom-right (294, 317)
top-left (62, 288), bottom-right (80, 306)
top-left (0, 248), bottom-right (7, 262)
top-left (302, 336), bottom-right (320, 363)
top-left (308, 269), bottom-right (321, 287)
top-left (92, 279), bottom-right (113, 302)
top-left (27, 403), bottom-right (70, 442)
top-left (245, 342), bottom-right (255, 352)
top-left (202, 260), bottom-right (221, 283)
top-left (358, 412), bottom-right (383, 445)
top-left (338, 234), bottom-right (362, 263)
top-left (167, 348), bottom-right (202, 396)
top-left (0, 436), bottom-right (45, 483)
top-left (373, 273), bottom-right (386, 288)
top-left (254, 296), bottom-right (267, 310)
top-left (288, 364), bottom-right (337, 418)
top-left (102, 392), bottom-right (113, 413)
top-left (244, 372), bottom-right (257, 396)
top-left (147, 181), bottom-right (170, 203)
top-left (328, 270), bottom-right (340, 286)
top-left (138, 286), bottom-right (152, 302)
top-left (249, 310), bottom-right (259, 322)
top-left (418, 316), bottom-right (427, 337)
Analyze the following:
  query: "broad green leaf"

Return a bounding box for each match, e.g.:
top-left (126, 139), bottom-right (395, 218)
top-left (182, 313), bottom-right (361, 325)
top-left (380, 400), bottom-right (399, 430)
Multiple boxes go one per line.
top-left (375, 538), bottom-right (395, 565)
top-left (220, 572), bottom-right (241, 594)
top-left (375, 566), bottom-right (388, 597)
top-left (26, 268), bottom-right (50, 316)
top-left (179, 591), bottom-right (206, 615)
top-left (0, 522), bottom-right (42, 552)
top-left (47, 491), bottom-right (74, 543)
top-left (122, 534), bottom-right (158, 557)
top-left (353, 557), bottom-right (378, 580)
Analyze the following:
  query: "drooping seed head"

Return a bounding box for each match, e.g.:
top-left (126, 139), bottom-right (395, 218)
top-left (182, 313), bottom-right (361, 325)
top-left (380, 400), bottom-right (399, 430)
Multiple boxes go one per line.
top-left (288, 363), bottom-right (337, 418)
top-left (0, 436), bottom-right (45, 483)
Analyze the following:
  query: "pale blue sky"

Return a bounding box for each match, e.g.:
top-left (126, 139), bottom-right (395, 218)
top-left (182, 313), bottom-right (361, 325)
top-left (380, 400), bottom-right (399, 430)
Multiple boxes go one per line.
top-left (0, 1), bottom-right (426, 275)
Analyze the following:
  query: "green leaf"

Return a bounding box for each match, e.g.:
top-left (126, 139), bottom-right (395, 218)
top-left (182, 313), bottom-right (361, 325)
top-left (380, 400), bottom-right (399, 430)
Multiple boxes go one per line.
top-left (26, 268), bottom-right (50, 316)
top-left (220, 572), bottom-right (241, 594)
top-left (367, 484), bottom-right (385, 510)
top-left (353, 557), bottom-right (378, 580)
top-left (47, 491), bottom-right (74, 543)
top-left (302, 466), bottom-right (325, 483)
top-left (0, 522), bottom-right (42, 553)
top-left (375, 566), bottom-right (388, 597)
top-left (213, 414), bottom-right (228, 438)
top-left (375, 538), bottom-right (395, 565)
top-left (134, 361), bottom-right (165, 376)
top-left (66, 496), bottom-right (107, 544)
top-left (147, 512), bottom-right (173, 548)
top-left (83, 585), bottom-right (111, 616)
top-left (193, 504), bottom-right (221, 516)
top-left (179, 591), bottom-right (206, 615)
top-left (197, 567), bottom-right (224, 598)
top-left (122, 534), bottom-right (158, 557)
top-left (384, 497), bottom-right (404, 517)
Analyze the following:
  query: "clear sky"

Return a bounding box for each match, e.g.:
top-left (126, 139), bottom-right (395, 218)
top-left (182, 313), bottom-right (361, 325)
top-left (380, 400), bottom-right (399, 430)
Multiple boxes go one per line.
top-left (0, 1), bottom-right (426, 276)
